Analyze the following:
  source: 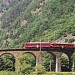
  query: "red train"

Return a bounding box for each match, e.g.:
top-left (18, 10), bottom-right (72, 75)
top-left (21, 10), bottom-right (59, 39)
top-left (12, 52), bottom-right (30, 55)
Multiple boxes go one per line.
top-left (24, 42), bottom-right (75, 49)
top-left (24, 42), bottom-right (51, 48)
top-left (50, 43), bottom-right (75, 49)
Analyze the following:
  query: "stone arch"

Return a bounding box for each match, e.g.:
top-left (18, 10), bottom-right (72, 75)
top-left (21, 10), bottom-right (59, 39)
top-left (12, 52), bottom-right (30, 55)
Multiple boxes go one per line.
top-left (0, 53), bottom-right (15, 58)
top-left (21, 52), bottom-right (36, 66)
top-left (61, 53), bottom-right (69, 72)
top-left (42, 51), bottom-right (56, 72)
top-left (62, 51), bottom-right (74, 72)
top-left (23, 52), bottom-right (36, 59)
top-left (48, 51), bottom-right (56, 57)
top-left (0, 51), bottom-right (15, 56)
top-left (49, 51), bottom-right (56, 72)
top-left (71, 52), bottom-right (75, 71)
top-left (0, 53), bottom-right (15, 71)
top-left (22, 51), bottom-right (43, 65)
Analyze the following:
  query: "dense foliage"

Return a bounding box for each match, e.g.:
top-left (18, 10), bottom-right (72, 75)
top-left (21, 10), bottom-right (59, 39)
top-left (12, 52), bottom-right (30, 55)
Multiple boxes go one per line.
top-left (0, 0), bottom-right (75, 48)
top-left (42, 52), bottom-right (55, 71)
top-left (35, 65), bottom-right (46, 75)
top-left (0, 54), bottom-right (15, 71)
top-left (0, 0), bottom-right (22, 15)
top-left (18, 53), bottom-right (36, 74)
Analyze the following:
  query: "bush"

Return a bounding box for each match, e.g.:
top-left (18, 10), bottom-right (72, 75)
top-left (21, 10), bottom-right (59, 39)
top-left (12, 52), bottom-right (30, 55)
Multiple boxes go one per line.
top-left (68, 38), bottom-right (75, 43)
top-left (65, 39), bottom-right (68, 42)
top-left (72, 32), bottom-right (75, 36)
top-left (35, 65), bottom-right (46, 75)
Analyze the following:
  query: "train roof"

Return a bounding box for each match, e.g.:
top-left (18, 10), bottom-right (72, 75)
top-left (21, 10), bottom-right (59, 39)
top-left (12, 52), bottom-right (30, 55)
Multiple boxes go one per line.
top-left (25, 42), bottom-right (50, 43)
top-left (25, 42), bottom-right (75, 45)
top-left (26, 42), bottom-right (50, 43)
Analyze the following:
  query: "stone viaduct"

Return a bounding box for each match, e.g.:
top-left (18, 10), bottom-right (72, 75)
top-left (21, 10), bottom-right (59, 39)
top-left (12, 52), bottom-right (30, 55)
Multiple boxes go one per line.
top-left (0, 47), bottom-right (74, 72)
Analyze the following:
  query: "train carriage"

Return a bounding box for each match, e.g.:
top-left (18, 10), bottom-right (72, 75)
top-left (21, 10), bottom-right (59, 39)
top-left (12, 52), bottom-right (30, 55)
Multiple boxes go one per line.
top-left (24, 42), bottom-right (51, 48)
top-left (24, 42), bottom-right (75, 49)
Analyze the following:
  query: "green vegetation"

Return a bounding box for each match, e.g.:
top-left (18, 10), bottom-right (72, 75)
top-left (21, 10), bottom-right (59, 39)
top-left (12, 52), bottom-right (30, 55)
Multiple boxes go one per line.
top-left (65, 38), bottom-right (75, 43)
top-left (42, 52), bottom-right (55, 71)
top-left (35, 65), bottom-right (46, 75)
top-left (0, 0), bottom-right (23, 12)
top-left (0, 71), bottom-right (74, 75)
top-left (0, 54), bottom-right (15, 71)
top-left (0, 52), bottom-right (75, 74)
top-left (18, 53), bottom-right (36, 74)
top-left (0, 0), bottom-right (75, 74)
top-left (0, 71), bottom-right (22, 75)
top-left (0, 0), bottom-right (75, 48)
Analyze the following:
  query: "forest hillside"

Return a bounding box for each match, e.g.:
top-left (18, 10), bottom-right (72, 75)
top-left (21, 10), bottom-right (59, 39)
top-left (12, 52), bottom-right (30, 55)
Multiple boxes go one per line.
top-left (0, 0), bottom-right (75, 49)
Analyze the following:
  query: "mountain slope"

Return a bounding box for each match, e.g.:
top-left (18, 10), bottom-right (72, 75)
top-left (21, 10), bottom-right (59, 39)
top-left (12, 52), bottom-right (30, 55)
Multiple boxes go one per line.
top-left (0, 0), bottom-right (75, 49)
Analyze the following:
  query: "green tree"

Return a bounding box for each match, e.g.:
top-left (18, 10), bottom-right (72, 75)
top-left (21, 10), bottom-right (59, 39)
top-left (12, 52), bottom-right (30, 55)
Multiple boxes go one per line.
top-left (61, 54), bottom-right (69, 72)
top-left (0, 57), bottom-right (4, 70)
top-left (20, 63), bottom-right (32, 75)
top-left (18, 53), bottom-right (35, 74)
top-left (71, 53), bottom-right (75, 71)
top-left (42, 52), bottom-right (54, 71)
top-left (0, 54), bottom-right (15, 71)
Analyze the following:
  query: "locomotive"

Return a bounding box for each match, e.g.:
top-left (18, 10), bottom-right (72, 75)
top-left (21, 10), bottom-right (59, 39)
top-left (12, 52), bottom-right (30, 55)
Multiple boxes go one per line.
top-left (24, 42), bottom-right (75, 49)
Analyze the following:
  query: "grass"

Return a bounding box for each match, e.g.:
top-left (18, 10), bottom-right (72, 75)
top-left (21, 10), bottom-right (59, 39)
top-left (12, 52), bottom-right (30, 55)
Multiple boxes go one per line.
top-left (0, 71), bottom-right (23, 75)
top-left (29, 72), bottom-right (75, 75)
top-left (0, 71), bottom-right (75, 75)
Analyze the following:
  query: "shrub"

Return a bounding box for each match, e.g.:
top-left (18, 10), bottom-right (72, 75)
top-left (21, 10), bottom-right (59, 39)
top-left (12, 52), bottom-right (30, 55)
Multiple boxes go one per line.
top-left (35, 65), bottom-right (46, 75)
top-left (68, 38), bottom-right (75, 43)
top-left (65, 39), bottom-right (68, 42)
